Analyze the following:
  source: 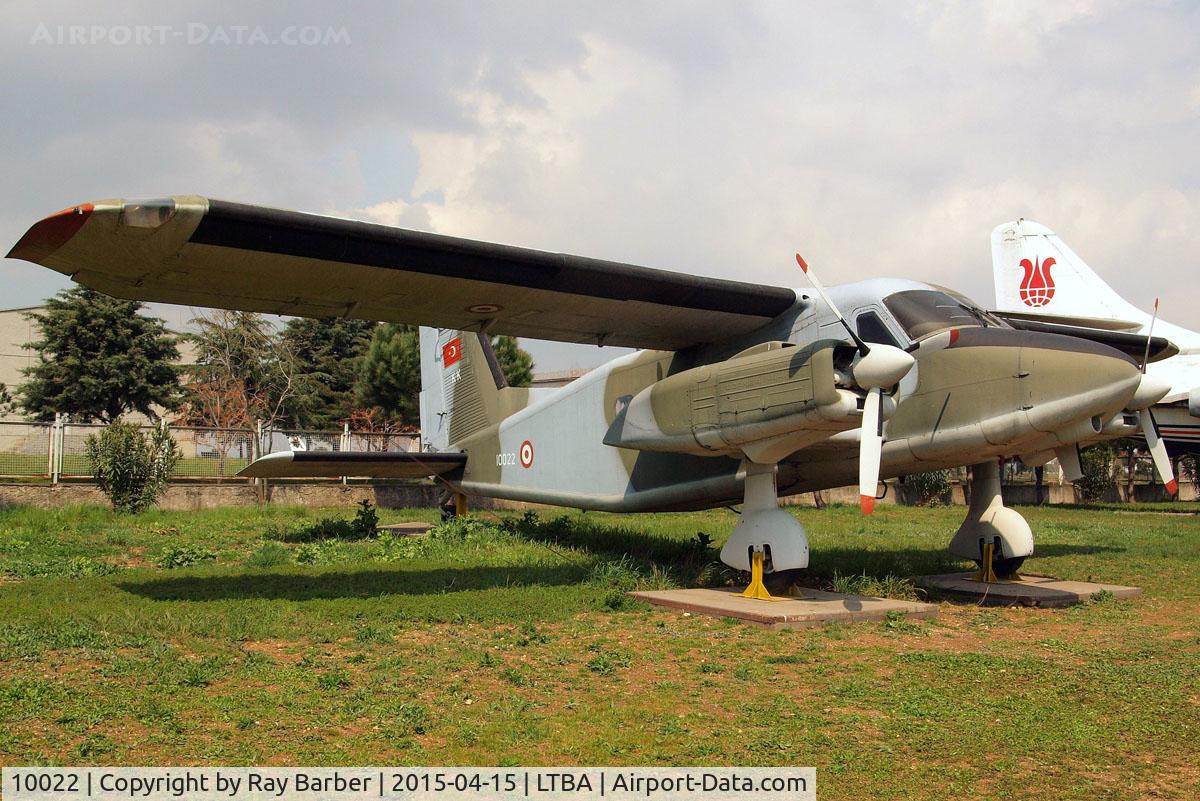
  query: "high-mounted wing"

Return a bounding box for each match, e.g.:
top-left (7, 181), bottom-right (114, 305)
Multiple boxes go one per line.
top-left (7, 196), bottom-right (798, 351)
top-left (239, 450), bottom-right (467, 479)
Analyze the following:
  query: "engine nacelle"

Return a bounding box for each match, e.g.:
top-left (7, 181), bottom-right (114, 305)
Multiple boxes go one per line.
top-left (604, 342), bottom-right (864, 458)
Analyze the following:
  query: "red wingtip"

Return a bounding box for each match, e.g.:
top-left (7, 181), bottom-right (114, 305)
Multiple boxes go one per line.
top-left (795, 253), bottom-right (809, 273)
top-left (7, 203), bottom-right (94, 263)
top-left (860, 494), bottom-right (875, 514)
top-left (1166, 479), bottom-right (1178, 496)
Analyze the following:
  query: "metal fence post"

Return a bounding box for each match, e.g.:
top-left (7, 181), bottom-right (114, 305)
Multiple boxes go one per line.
top-left (48, 414), bottom-right (60, 483)
top-left (341, 422), bottom-right (350, 485)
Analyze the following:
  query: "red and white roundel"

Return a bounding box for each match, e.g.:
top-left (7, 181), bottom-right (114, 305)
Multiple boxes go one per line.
top-left (519, 440), bottom-right (534, 468)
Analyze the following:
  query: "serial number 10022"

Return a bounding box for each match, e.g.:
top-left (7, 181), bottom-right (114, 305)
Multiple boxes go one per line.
top-left (11, 773), bottom-right (82, 794)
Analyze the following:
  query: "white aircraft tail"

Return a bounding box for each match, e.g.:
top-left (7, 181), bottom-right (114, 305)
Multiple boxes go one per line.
top-left (991, 220), bottom-right (1148, 327)
top-left (992, 220), bottom-right (1200, 352)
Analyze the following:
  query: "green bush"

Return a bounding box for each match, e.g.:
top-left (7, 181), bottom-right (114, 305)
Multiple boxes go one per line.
top-left (268, 500), bottom-right (379, 543)
top-left (156, 545), bottom-right (216, 569)
top-left (244, 541), bottom-right (290, 568)
top-left (902, 469), bottom-right (951, 506)
top-left (84, 422), bottom-right (179, 513)
top-left (1076, 443), bottom-right (1116, 502)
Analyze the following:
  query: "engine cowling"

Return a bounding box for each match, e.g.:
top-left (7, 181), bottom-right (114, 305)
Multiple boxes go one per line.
top-left (603, 342), bottom-right (863, 458)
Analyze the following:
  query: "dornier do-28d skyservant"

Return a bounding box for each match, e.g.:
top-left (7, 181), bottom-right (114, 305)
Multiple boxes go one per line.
top-left (7, 197), bottom-right (1176, 590)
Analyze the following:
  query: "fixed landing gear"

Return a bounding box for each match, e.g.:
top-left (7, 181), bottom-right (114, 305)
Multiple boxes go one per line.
top-left (721, 463), bottom-right (809, 573)
top-left (949, 460), bottom-right (1033, 581)
top-left (722, 463), bottom-right (809, 599)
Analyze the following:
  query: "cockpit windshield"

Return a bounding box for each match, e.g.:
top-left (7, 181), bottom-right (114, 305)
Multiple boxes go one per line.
top-left (883, 289), bottom-right (1008, 341)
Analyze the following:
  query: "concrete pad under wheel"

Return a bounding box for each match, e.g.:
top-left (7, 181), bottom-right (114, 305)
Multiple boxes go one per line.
top-left (915, 573), bottom-right (1141, 608)
top-left (627, 587), bottom-right (939, 629)
top-left (377, 522), bottom-right (432, 537)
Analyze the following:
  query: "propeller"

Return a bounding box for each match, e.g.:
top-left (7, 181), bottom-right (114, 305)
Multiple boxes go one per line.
top-left (796, 253), bottom-right (915, 513)
top-left (1136, 299), bottom-right (1177, 497)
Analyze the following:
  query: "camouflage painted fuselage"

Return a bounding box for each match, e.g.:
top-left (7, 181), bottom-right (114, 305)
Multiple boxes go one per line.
top-left (441, 279), bottom-right (1142, 511)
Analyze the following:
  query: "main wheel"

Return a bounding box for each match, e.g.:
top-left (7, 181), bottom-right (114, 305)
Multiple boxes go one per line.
top-left (763, 568), bottom-right (805, 596)
top-left (974, 554), bottom-right (1025, 579)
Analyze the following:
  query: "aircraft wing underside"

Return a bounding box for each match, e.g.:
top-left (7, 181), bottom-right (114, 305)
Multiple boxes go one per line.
top-left (8, 196), bottom-right (799, 351)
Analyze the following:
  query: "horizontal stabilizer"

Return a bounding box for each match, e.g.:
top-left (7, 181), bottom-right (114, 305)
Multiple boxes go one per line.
top-left (238, 450), bottom-right (467, 479)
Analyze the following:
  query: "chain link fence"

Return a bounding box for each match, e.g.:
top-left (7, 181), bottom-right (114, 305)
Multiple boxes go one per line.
top-left (0, 419), bottom-right (419, 482)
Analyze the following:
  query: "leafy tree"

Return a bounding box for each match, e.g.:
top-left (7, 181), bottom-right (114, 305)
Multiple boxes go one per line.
top-left (354, 324), bottom-right (421, 425)
top-left (492, 335), bottom-right (534, 387)
top-left (1076, 443), bottom-right (1116, 502)
top-left (281, 317), bottom-right (377, 427)
top-left (178, 310), bottom-right (302, 433)
top-left (176, 310), bottom-right (309, 479)
top-left (18, 288), bottom-right (181, 423)
top-left (85, 422), bottom-right (179, 513)
top-left (900, 469), bottom-right (951, 506)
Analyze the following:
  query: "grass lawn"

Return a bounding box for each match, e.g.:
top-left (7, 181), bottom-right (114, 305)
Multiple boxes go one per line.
top-left (0, 501), bottom-right (1197, 800)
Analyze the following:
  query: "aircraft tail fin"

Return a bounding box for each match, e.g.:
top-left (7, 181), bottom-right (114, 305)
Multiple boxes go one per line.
top-left (419, 328), bottom-right (528, 450)
top-left (991, 220), bottom-right (1147, 327)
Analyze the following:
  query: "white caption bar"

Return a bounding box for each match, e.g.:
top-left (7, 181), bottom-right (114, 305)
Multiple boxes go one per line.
top-left (3, 768), bottom-right (815, 801)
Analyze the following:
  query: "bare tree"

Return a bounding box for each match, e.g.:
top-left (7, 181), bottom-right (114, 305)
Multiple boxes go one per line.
top-left (175, 310), bottom-right (307, 471)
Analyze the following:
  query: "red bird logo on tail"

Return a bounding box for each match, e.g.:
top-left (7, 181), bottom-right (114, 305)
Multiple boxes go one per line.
top-left (1019, 256), bottom-right (1056, 307)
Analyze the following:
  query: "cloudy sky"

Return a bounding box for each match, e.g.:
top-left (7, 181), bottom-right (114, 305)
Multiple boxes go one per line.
top-left (2, 1), bottom-right (1198, 369)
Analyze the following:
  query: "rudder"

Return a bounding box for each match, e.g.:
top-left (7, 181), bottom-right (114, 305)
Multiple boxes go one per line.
top-left (419, 328), bottom-right (528, 451)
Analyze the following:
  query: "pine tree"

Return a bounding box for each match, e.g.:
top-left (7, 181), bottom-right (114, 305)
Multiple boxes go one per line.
top-left (281, 317), bottom-right (377, 427)
top-left (491, 335), bottom-right (534, 387)
top-left (19, 287), bottom-right (181, 423)
top-left (353, 324), bottom-right (421, 425)
top-left (354, 327), bottom-right (535, 425)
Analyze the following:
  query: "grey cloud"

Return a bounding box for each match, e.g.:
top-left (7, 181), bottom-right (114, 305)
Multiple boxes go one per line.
top-left (2, 0), bottom-right (1197, 371)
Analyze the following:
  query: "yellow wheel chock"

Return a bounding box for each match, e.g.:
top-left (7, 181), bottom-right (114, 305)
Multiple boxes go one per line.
top-left (454, 493), bottom-right (468, 516)
top-left (973, 541), bottom-right (999, 583)
top-left (741, 550), bottom-right (782, 601)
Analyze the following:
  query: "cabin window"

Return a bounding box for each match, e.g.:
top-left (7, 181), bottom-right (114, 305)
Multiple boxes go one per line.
top-left (855, 311), bottom-right (901, 348)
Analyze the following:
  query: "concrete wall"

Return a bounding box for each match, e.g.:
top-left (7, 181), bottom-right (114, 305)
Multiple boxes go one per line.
top-left (1, 478), bottom-right (1192, 512)
top-left (0, 481), bottom-right (446, 511)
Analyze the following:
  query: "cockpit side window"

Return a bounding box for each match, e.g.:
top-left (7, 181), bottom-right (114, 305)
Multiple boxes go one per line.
top-left (883, 290), bottom-right (1008, 341)
top-left (855, 311), bottom-right (901, 349)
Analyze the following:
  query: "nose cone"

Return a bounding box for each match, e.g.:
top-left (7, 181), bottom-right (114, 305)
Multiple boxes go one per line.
top-left (7, 203), bottom-right (94, 263)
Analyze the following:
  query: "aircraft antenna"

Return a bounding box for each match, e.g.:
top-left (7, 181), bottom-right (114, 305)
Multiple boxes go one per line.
top-left (1140, 298), bottom-right (1159, 373)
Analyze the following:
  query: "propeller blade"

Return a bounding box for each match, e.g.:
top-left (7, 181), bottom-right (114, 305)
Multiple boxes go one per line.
top-left (1139, 409), bottom-right (1178, 496)
top-left (796, 253), bottom-right (870, 355)
top-left (859, 387), bottom-right (884, 514)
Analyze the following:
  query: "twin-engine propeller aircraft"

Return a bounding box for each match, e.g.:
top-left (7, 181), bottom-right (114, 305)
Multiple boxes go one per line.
top-left (990, 219), bottom-right (1200, 463)
top-left (7, 197), bottom-right (1174, 585)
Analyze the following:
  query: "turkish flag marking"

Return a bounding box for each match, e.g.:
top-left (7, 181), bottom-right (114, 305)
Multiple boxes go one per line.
top-left (443, 337), bottom-right (463, 368)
